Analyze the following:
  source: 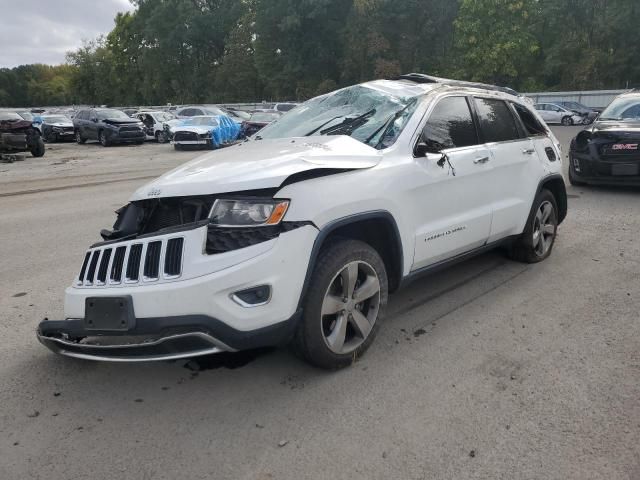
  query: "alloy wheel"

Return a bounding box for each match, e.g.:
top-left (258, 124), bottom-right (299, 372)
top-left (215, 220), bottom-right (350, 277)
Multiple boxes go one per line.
top-left (321, 261), bottom-right (381, 354)
top-left (532, 200), bottom-right (556, 257)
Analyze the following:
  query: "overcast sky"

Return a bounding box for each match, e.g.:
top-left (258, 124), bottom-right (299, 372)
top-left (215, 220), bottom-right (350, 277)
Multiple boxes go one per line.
top-left (0, 0), bottom-right (135, 68)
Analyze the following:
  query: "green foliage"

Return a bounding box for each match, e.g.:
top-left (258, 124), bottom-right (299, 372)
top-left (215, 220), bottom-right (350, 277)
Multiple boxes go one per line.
top-left (1, 0), bottom-right (640, 107)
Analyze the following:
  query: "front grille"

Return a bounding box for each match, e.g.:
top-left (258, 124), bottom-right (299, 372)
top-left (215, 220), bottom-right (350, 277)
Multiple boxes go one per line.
top-left (174, 131), bottom-right (198, 142)
top-left (119, 126), bottom-right (143, 138)
top-left (598, 143), bottom-right (640, 162)
top-left (77, 236), bottom-right (185, 287)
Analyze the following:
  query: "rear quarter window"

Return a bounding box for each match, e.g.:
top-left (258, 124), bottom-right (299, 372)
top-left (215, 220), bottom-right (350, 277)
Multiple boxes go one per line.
top-left (474, 98), bottom-right (521, 143)
top-left (512, 102), bottom-right (547, 136)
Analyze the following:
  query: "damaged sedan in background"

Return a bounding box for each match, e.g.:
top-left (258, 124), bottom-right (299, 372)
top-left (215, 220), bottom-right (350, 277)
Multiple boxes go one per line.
top-left (0, 110), bottom-right (45, 159)
top-left (170, 115), bottom-right (240, 150)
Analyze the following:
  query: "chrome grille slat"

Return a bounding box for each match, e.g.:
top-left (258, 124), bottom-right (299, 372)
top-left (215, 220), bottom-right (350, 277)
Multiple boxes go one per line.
top-left (85, 250), bottom-right (101, 285)
top-left (125, 244), bottom-right (144, 282)
top-left (78, 251), bottom-right (91, 284)
top-left (109, 246), bottom-right (127, 283)
top-left (96, 248), bottom-right (112, 285)
top-left (143, 241), bottom-right (162, 280)
top-left (164, 238), bottom-right (184, 277)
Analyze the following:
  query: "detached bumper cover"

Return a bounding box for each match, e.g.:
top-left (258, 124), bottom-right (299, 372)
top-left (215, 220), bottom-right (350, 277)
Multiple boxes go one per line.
top-left (37, 311), bottom-right (300, 362)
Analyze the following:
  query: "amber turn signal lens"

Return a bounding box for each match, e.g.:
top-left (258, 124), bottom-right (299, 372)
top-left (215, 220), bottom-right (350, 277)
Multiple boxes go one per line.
top-left (265, 201), bottom-right (289, 225)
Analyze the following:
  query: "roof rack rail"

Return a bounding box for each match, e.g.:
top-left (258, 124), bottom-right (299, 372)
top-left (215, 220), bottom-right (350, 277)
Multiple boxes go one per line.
top-left (395, 73), bottom-right (520, 97)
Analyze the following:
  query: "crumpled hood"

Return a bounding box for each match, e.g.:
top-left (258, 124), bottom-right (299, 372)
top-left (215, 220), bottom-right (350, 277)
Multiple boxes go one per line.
top-left (103, 118), bottom-right (140, 125)
top-left (49, 122), bottom-right (73, 128)
top-left (171, 125), bottom-right (213, 135)
top-left (131, 135), bottom-right (381, 200)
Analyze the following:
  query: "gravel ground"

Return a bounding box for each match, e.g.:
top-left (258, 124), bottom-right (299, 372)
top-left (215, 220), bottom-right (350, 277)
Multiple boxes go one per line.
top-left (0, 129), bottom-right (638, 480)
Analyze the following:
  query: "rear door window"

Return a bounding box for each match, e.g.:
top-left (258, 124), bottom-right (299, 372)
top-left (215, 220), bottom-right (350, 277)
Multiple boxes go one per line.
top-left (474, 98), bottom-right (521, 143)
top-left (422, 96), bottom-right (479, 151)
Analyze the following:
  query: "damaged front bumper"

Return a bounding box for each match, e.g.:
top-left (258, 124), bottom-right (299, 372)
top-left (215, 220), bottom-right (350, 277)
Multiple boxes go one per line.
top-left (37, 312), bottom-right (299, 362)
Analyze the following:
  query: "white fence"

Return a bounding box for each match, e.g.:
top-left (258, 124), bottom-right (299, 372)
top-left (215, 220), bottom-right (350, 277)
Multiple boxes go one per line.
top-left (523, 89), bottom-right (631, 110)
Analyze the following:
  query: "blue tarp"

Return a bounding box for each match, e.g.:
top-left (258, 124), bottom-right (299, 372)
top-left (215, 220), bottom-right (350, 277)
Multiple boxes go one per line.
top-left (179, 115), bottom-right (240, 147)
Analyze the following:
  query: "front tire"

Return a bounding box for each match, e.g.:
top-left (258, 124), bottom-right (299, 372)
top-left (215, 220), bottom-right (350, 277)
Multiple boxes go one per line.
top-left (98, 130), bottom-right (110, 147)
top-left (509, 189), bottom-right (558, 263)
top-left (292, 239), bottom-right (388, 369)
top-left (561, 116), bottom-right (573, 126)
top-left (30, 136), bottom-right (45, 157)
top-left (156, 131), bottom-right (168, 143)
top-left (75, 130), bottom-right (86, 144)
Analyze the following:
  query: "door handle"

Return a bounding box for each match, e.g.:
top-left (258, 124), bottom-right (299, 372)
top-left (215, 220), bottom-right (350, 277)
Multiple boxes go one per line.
top-left (522, 148), bottom-right (536, 155)
top-left (473, 156), bottom-right (490, 164)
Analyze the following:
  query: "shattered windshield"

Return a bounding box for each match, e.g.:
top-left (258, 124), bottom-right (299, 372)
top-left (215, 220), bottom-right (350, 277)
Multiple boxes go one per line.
top-left (599, 97), bottom-right (640, 121)
top-left (155, 112), bottom-right (175, 121)
top-left (256, 85), bottom-right (419, 149)
top-left (43, 116), bottom-right (71, 123)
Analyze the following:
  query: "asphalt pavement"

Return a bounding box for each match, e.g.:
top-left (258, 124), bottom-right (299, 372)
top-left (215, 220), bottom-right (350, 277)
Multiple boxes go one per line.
top-left (1, 128), bottom-right (638, 480)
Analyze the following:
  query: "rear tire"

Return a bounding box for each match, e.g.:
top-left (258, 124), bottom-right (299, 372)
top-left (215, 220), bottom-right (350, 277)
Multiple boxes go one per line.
top-left (292, 239), bottom-right (388, 369)
top-left (508, 189), bottom-right (558, 263)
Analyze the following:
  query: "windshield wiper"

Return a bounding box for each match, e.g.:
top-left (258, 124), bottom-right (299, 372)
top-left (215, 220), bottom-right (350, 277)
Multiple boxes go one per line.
top-left (318, 109), bottom-right (377, 136)
top-left (364, 103), bottom-right (413, 147)
top-left (303, 115), bottom-right (346, 137)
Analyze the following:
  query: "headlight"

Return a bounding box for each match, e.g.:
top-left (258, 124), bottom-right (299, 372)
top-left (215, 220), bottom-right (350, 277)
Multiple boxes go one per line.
top-left (209, 199), bottom-right (289, 227)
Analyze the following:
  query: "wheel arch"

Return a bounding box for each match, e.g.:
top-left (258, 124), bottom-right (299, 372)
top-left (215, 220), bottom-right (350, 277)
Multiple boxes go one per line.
top-left (297, 211), bottom-right (404, 310)
top-left (537, 173), bottom-right (567, 224)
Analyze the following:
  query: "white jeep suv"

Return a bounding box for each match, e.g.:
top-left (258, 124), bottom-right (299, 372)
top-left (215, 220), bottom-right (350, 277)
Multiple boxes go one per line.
top-left (38, 74), bottom-right (567, 369)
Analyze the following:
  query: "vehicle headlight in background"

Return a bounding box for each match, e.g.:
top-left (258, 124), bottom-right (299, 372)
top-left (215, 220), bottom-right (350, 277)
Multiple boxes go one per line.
top-left (209, 199), bottom-right (289, 227)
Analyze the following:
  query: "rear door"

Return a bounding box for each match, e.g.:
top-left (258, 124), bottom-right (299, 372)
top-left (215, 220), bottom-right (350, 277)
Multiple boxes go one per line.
top-left (411, 96), bottom-right (494, 269)
top-left (472, 97), bottom-right (538, 241)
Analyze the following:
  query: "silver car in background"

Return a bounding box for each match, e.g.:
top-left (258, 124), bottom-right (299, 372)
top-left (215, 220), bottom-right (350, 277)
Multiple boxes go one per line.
top-left (535, 103), bottom-right (584, 126)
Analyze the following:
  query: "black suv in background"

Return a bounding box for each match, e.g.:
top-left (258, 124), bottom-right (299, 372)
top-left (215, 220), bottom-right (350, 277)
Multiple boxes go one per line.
top-left (73, 108), bottom-right (145, 146)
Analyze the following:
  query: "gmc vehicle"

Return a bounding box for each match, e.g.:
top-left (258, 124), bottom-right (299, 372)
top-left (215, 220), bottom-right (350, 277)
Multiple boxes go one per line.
top-left (569, 91), bottom-right (640, 186)
top-left (73, 108), bottom-right (146, 146)
top-left (38, 74), bottom-right (567, 369)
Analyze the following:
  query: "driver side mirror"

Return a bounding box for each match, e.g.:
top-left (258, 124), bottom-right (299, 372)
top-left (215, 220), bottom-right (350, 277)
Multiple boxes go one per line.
top-left (414, 141), bottom-right (430, 157)
top-left (91, 117), bottom-right (98, 123)
top-left (414, 130), bottom-right (441, 157)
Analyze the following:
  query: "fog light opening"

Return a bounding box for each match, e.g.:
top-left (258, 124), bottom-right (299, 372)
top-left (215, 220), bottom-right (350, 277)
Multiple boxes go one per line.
top-left (572, 157), bottom-right (581, 173)
top-left (231, 285), bottom-right (272, 307)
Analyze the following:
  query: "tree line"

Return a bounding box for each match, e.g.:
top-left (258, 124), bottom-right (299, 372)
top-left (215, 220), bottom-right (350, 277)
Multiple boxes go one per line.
top-left (1, 0), bottom-right (639, 108)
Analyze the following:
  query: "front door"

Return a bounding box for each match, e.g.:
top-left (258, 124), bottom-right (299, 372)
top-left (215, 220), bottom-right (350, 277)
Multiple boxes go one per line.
top-left (411, 96), bottom-right (494, 270)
